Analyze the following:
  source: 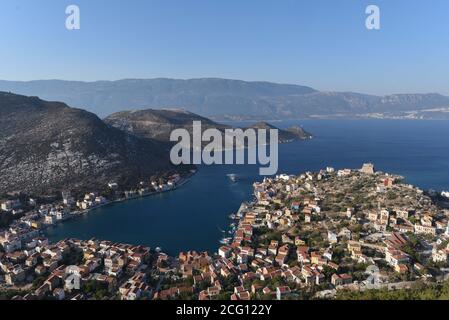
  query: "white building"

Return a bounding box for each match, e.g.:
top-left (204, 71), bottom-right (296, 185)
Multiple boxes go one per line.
top-left (414, 224), bottom-right (436, 236)
top-left (385, 248), bottom-right (409, 266)
top-left (108, 182), bottom-right (119, 189)
top-left (432, 248), bottom-right (448, 263)
top-left (337, 169), bottom-right (351, 177)
top-left (218, 246), bottom-right (232, 259)
top-left (45, 215), bottom-right (56, 225)
top-left (1, 200), bottom-right (21, 212)
top-left (360, 163), bottom-right (375, 174)
top-left (327, 231), bottom-right (338, 244)
top-left (56, 211), bottom-right (69, 221)
top-left (276, 174), bottom-right (291, 182)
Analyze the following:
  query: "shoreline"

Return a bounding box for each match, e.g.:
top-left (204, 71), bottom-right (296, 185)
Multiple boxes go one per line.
top-left (3, 165), bottom-right (449, 301)
top-left (40, 167), bottom-right (449, 256)
top-left (41, 169), bottom-right (246, 256)
top-left (217, 117), bottom-right (449, 122)
top-left (41, 171), bottom-right (196, 236)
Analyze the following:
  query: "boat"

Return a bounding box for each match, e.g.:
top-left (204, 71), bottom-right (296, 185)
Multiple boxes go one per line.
top-left (219, 237), bottom-right (232, 244)
top-left (217, 227), bottom-right (226, 234)
top-left (227, 174), bottom-right (238, 182)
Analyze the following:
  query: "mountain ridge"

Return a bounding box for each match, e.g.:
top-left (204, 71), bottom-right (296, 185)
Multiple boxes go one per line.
top-left (1, 78), bottom-right (449, 119)
top-left (104, 109), bottom-right (312, 144)
top-left (0, 92), bottom-right (180, 195)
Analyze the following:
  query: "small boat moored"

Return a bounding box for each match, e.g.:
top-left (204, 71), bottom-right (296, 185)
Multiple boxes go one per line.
top-left (219, 237), bottom-right (232, 244)
top-left (227, 174), bottom-right (238, 182)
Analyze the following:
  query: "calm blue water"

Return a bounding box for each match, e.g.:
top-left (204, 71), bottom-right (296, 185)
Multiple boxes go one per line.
top-left (46, 120), bottom-right (449, 255)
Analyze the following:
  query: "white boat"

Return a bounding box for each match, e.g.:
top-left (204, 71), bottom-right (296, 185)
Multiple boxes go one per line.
top-left (227, 174), bottom-right (238, 182)
top-left (219, 237), bottom-right (232, 244)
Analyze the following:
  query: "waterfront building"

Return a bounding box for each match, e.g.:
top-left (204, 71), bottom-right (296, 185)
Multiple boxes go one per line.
top-left (360, 163), bottom-right (375, 174)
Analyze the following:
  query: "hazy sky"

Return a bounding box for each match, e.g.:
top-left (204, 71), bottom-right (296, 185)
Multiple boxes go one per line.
top-left (1, 0), bottom-right (449, 95)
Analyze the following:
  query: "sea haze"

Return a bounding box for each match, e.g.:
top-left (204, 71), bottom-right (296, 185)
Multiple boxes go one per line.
top-left (46, 120), bottom-right (449, 255)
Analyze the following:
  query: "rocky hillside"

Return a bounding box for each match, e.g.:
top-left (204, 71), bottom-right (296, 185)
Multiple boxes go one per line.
top-left (0, 92), bottom-right (178, 195)
top-left (105, 109), bottom-right (312, 146)
top-left (104, 108), bottom-right (229, 142)
top-left (247, 122), bottom-right (312, 142)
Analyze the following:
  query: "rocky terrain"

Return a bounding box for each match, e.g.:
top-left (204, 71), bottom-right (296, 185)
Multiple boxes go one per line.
top-left (0, 92), bottom-right (179, 195)
top-left (104, 109), bottom-right (312, 145)
top-left (104, 108), bottom-right (229, 142)
top-left (247, 122), bottom-right (312, 142)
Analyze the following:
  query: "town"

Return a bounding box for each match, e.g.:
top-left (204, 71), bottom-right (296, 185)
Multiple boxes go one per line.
top-left (1, 164), bottom-right (449, 300)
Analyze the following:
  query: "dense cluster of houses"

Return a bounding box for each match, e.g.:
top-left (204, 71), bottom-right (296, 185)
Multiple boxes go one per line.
top-left (0, 173), bottom-right (189, 300)
top-left (149, 164), bottom-right (449, 300)
top-left (1, 165), bottom-right (449, 300)
top-left (0, 237), bottom-right (153, 300)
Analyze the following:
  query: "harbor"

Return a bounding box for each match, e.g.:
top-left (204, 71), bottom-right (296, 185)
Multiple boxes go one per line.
top-left (44, 119), bottom-right (449, 255)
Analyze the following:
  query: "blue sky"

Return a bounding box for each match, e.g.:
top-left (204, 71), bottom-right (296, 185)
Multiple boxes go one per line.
top-left (1, 0), bottom-right (448, 95)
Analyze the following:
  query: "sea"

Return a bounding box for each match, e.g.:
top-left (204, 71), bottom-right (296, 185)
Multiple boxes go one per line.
top-left (46, 120), bottom-right (449, 255)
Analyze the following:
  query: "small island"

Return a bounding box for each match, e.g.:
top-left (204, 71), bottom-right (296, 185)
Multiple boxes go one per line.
top-left (105, 109), bottom-right (312, 145)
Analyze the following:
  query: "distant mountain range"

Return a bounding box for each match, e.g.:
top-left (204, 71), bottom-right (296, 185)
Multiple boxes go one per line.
top-left (0, 92), bottom-right (179, 195)
top-left (2, 78), bottom-right (449, 120)
top-left (104, 109), bottom-right (312, 144)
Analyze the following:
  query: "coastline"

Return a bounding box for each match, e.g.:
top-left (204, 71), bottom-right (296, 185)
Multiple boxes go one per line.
top-left (26, 119), bottom-right (449, 255)
top-left (40, 171), bottom-right (196, 236)
top-left (3, 163), bottom-right (449, 301)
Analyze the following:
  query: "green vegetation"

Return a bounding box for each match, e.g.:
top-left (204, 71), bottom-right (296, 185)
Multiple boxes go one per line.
top-left (82, 280), bottom-right (109, 300)
top-left (387, 191), bottom-right (398, 200)
top-left (0, 289), bottom-right (30, 300)
top-left (336, 281), bottom-right (449, 300)
top-left (32, 276), bottom-right (47, 290)
top-left (0, 211), bottom-right (15, 228)
top-left (62, 249), bottom-right (84, 266)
